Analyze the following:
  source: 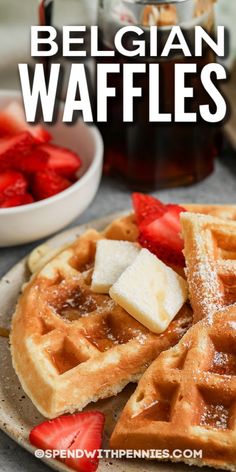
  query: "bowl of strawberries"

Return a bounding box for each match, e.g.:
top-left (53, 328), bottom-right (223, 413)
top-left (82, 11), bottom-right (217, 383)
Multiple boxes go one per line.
top-left (0, 90), bottom-right (103, 247)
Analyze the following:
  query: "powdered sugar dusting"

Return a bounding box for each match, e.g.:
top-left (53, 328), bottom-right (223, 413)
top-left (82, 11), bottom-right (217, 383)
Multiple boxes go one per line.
top-left (228, 321), bottom-right (236, 330)
top-left (200, 404), bottom-right (229, 430)
top-left (184, 223), bottom-right (223, 324)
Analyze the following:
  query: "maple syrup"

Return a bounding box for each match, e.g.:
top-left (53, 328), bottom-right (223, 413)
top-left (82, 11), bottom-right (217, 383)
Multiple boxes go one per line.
top-left (97, 0), bottom-right (221, 190)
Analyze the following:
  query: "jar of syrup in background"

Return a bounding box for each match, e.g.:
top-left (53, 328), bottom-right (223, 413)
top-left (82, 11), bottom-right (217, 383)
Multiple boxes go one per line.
top-left (97, 0), bottom-right (221, 190)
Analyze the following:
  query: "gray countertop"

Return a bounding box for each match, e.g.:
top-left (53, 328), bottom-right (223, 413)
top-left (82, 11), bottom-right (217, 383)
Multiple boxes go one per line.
top-left (0, 151), bottom-right (236, 471)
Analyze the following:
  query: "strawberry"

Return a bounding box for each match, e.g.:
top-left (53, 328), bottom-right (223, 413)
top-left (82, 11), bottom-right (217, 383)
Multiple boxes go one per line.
top-left (32, 169), bottom-right (71, 200)
top-left (65, 412), bottom-right (104, 472)
top-left (29, 411), bottom-right (105, 472)
top-left (0, 194), bottom-right (34, 208)
top-left (0, 171), bottom-right (28, 200)
top-left (139, 203), bottom-right (186, 267)
top-left (132, 192), bottom-right (166, 228)
top-left (165, 204), bottom-right (186, 233)
top-left (16, 148), bottom-right (49, 173)
top-left (38, 143), bottom-right (81, 178)
top-left (0, 102), bottom-right (51, 143)
top-left (0, 132), bottom-right (36, 170)
top-left (132, 193), bottom-right (187, 266)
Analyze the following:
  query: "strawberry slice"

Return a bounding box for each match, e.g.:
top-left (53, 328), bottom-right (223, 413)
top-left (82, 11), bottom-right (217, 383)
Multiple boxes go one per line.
top-left (165, 204), bottom-right (185, 233)
top-left (38, 143), bottom-right (82, 178)
top-left (16, 148), bottom-right (49, 173)
top-left (132, 193), bottom-right (166, 228)
top-left (139, 203), bottom-right (186, 267)
top-left (0, 102), bottom-right (51, 143)
top-left (0, 194), bottom-right (34, 208)
top-left (65, 412), bottom-right (104, 472)
top-left (29, 411), bottom-right (105, 472)
top-left (132, 193), bottom-right (187, 266)
top-left (32, 169), bottom-right (71, 200)
top-left (0, 171), bottom-right (28, 200)
top-left (0, 132), bottom-right (36, 171)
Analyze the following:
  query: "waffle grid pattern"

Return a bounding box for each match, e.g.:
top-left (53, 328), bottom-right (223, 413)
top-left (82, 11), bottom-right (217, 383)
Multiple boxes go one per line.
top-left (111, 308), bottom-right (236, 470)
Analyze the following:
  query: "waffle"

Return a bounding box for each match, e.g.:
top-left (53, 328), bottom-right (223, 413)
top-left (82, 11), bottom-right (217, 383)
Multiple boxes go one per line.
top-left (10, 206), bottom-right (236, 419)
top-left (110, 306), bottom-right (236, 471)
top-left (10, 215), bottom-right (192, 419)
top-left (111, 209), bottom-right (236, 471)
top-left (181, 212), bottom-right (236, 323)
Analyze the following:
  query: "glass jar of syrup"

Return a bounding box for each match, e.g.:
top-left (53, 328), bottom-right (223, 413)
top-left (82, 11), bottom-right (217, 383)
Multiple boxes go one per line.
top-left (97, 0), bottom-right (220, 190)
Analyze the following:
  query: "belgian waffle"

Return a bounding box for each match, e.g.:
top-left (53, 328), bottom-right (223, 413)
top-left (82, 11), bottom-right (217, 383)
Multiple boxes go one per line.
top-left (110, 306), bottom-right (236, 471)
top-left (181, 212), bottom-right (236, 323)
top-left (10, 215), bottom-right (192, 419)
top-left (10, 206), bottom-right (236, 419)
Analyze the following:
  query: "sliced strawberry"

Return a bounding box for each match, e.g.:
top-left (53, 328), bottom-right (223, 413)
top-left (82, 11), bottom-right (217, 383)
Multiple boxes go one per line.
top-left (16, 148), bottom-right (49, 173)
top-left (139, 204), bottom-right (186, 267)
top-left (38, 143), bottom-right (81, 178)
top-left (165, 204), bottom-right (186, 233)
top-left (0, 102), bottom-right (52, 143)
top-left (29, 411), bottom-right (105, 472)
top-left (32, 169), bottom-right (71, 200)
top-left (132, 193), bottom-right (166, 228)
top-left (0, 193), bottom-right (34, 208)
top-left (0, 171), bottom-right (28, 200)
top-left (0, 132), bottom-right (36, 170)
top-left (65, 412), bottom-right (104, 472)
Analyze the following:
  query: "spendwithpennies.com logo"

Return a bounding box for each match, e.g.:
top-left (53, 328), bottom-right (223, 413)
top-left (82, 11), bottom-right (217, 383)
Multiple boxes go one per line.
top-left (35, 448), bottom-right (203, 460)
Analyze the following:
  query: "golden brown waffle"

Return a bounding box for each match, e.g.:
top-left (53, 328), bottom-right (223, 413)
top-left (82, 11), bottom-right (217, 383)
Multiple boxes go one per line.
top-left (10, 216), bottom-right (192, 419)
top-left (110, 306), bottom-right (236, 471)
top-left (10, 206), bottom-right (236, 419)
top-left (181, 212), bottom-right (236, 323)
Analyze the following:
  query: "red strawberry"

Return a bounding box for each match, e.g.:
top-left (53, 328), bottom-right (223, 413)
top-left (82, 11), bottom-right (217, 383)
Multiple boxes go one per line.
top-left (29, 411), bottom-right (105, 472)
top-left (0, 132), bottom-right (36, 170)
top-left (0, 102), bottom-right (51, 143)
top-left (0, 193), bottom-right (34, 208)
top-left (38, 143), bottom-right (81, 178)
top-left (16, 148), bottom-right (49, 173)
top-left (65, 412), bottom-right (104, 472)
top-left (139, 204), bottom-right (186, 267)
top-left (32, 169), bottom-right (71, 200)
top-left (165, 204), bottom-right (186, 233)
top-left (0, 171), bottom-right (28, 200)
top-left (132, 193), bottom-right (166, 228)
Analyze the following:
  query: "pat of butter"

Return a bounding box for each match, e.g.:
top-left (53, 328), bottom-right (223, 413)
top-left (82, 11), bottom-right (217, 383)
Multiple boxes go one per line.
top-left (110, 248), bottom-right (188, 334)
top-left (91, 240), bottom-right (140, 294)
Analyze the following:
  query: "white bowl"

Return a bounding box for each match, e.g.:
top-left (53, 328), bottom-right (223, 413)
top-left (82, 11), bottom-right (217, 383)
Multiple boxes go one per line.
top-left (0, 90), bottom-right (103, 247)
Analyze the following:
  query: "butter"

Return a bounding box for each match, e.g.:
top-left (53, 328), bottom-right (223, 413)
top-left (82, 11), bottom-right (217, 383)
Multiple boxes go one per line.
top-left (110, 248), bottom-right (188, 334)
top-left (91, 240), bottom-right (140, 294)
